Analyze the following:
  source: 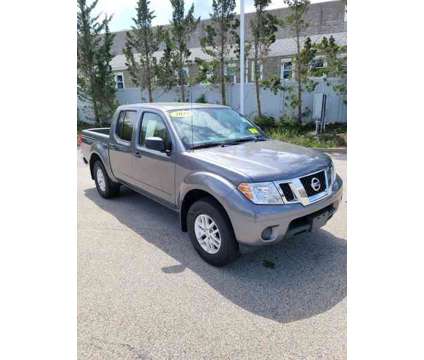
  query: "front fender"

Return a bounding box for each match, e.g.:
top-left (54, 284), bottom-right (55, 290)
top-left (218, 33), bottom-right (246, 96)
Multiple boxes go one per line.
top-left (178, 171), bottom-right (236, 209)
top-left (178, 171), bottom-right (258, 236)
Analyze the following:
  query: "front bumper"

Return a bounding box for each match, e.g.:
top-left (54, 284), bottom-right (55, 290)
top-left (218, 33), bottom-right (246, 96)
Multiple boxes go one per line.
top-left (225, 175), bottom-right (343, 246)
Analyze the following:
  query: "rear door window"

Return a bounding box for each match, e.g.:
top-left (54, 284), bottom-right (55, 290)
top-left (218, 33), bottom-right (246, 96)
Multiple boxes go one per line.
top-left (116, 110), bottom-right (137, 142)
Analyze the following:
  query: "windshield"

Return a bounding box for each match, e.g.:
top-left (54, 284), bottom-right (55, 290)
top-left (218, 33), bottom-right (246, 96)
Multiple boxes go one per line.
top-left (167, 108), bottom-right (265, 149)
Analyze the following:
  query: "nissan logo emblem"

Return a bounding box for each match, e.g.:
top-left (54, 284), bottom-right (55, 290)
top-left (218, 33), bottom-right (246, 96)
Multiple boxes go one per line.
top-left (311, 177), bottom-right (321, 191)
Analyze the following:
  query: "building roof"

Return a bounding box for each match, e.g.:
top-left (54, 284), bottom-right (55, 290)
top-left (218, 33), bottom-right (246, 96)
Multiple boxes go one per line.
top-left (111, 1), bottom-right (346, 56)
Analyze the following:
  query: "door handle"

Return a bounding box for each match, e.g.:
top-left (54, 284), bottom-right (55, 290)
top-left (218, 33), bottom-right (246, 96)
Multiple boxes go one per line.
top-left (134, 151), bottom-right (142, 158)
top-left (109, 144), bottom-right (118, 150)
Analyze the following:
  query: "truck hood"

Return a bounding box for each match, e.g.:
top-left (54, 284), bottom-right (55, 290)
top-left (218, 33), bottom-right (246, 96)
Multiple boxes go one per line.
top-left (189, 140), bottom-right (331, 182)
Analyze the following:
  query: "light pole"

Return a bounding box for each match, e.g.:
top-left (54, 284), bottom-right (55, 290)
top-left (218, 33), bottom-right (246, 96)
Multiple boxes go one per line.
top-left (239, 0), bottom-right (245, 114)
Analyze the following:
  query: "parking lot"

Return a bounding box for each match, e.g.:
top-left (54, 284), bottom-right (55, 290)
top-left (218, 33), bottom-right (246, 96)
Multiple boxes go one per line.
top-left (78, 151), bottom-right (347, 359)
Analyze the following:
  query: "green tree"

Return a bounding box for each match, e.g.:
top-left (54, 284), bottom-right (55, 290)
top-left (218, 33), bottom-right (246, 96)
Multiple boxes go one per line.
top-left (166, 0), bottom-right (200, 102)
top-left (77, 0), bottom-right (117, 125)
top-left (156, 31), bottom-right (178, 91)
top-left (314, 35), bottom-right (347, 103)
top-left (283, 0), bottom-right (310, 123)
top-left (262, 37), bottom-right (318, 118)
top-left (199, 0), bottom-right (239, 105)
top-left (250, 0), bottom-right (279, 117)
top-left (123, 0), bottom-right (161, 102)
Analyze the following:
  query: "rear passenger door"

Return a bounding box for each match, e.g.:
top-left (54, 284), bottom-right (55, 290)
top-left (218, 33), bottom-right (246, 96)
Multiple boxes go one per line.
top-left (109, 110), bottom-right (137, 183)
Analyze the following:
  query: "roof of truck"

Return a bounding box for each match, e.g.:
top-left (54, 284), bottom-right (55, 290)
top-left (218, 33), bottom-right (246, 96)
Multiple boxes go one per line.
top-left (118, 102), bottom-right (230, 112)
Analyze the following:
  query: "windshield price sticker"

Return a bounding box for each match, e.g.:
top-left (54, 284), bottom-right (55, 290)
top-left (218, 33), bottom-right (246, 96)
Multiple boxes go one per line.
top-left (170, 110), bottom-right (192, 118)
top-left (248, 128), bottom-right (260, 134)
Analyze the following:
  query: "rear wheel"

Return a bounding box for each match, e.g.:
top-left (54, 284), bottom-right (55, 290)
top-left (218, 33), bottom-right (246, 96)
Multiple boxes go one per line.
top-left (93, 160), bottom-right (120, 198)
top-left (187, 198), bottom-right (239, 266)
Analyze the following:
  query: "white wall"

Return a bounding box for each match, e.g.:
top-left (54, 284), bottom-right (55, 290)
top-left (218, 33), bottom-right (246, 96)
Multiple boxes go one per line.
top-left (115, 79), bottom-right (347, 123)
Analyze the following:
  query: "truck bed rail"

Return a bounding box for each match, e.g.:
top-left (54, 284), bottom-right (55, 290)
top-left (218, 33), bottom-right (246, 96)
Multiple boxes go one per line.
top-left (82, 128), bottom-right (110, 141)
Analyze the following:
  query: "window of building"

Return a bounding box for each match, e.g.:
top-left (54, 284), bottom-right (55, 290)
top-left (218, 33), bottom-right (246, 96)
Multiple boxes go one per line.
top-left (225, 63), bottom-right (237, 84)
top-left (229, 61), bottom-right (248, 83)
top-left (139, 112), bottom-right (171, 150)
top-left (183, 66), bottom-right (189, 79)
top-left (250, 61), bottom-right (263, 82)
top-left (176, 67), bottom-right (189, 79)
top-left (116, 110), bottom-right (136, 142)
top-left (280, 60), bottom-right (293, 80)
top-left (310, 58), bottom-right (325, 76)
top-left (115, 73), bottom-right (125, 89)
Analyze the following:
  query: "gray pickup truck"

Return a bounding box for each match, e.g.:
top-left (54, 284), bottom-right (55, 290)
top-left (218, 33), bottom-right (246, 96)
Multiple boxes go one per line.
top-left (81, 103), bottom-right (343, 266)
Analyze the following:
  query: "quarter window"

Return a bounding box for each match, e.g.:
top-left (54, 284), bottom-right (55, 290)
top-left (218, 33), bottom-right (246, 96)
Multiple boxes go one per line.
top-left (116, 111), bottom-right (136, 142)
top-left (140, 112), bottom-right (171, 150)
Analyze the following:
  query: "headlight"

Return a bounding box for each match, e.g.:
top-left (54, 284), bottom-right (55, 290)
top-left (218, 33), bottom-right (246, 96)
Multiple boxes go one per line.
top-left (238, 182), bottom-right (283, 204)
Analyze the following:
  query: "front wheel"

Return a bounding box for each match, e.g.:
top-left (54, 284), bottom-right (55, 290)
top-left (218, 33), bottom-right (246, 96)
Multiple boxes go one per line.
top-left (93, 160), bottom-right (120, 198)
top-left (187, 198), bottom-right (239, 266)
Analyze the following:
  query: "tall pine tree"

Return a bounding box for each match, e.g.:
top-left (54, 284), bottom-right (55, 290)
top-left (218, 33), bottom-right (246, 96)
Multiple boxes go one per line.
top-left (77, 0), bottom-right (117, 124)
top-left (167, 0), bottom-right (199, 102)
top-left (314, 35), bottom-right (347, 103)
top-left (156, 31), bottom-right (178, 91)
top-left (199, 0), bottom-right (239, 105)
top-left (283, 0), bottom-right (310, 123)
top-left (250, 0), bottom-right (278, 117)
top-left (262, 37), bottom-right (319, 120)
top-left (123, 0), bottom-right (161, 102)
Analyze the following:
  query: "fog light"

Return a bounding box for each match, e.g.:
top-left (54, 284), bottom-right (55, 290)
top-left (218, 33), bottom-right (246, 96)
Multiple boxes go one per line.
top-left (261, 226), bottom-right (274, 241)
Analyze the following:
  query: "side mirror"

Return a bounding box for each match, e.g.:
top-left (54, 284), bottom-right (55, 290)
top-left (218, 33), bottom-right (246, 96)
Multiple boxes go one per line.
top-left (145, 136), bottom-right (166, 152)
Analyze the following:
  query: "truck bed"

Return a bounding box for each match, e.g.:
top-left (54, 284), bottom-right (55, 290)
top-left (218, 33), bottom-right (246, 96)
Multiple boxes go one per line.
top-left (80, 128), bottom-right (111, 163)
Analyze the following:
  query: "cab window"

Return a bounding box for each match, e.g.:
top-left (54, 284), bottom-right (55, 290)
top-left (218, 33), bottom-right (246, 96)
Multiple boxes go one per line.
top-left (116, 110), bottom-right (136, 142)
top-left (139, 112), bottom-right (171, 150)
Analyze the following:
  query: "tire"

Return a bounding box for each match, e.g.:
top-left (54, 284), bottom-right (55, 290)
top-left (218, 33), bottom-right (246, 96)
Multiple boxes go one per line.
top-left (93, 160), bottom-right (120, 198)
top-left (187, 198), bottom-right (239, 266)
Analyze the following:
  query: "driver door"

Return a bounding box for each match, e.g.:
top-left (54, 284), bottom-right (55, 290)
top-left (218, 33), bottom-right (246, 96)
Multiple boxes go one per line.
top-left (132, 111), bottom-right (176, 205)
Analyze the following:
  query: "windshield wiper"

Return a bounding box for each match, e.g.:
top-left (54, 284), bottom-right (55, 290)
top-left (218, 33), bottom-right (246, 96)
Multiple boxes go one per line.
top-left (190, 142), bottom-right (225, 150)
top-left (224, 136), bottom-right (267, 146)
top-left (190, 136), bottom-right (267, 150)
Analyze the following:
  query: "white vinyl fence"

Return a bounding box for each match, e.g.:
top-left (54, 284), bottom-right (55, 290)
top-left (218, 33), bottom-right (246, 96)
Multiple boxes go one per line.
top-left (78, 79), bottom-right (346, 124)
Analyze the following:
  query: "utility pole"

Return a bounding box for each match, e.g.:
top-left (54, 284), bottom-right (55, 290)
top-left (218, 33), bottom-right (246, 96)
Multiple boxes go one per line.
top-left (240, 0), bottom-right (245, 114)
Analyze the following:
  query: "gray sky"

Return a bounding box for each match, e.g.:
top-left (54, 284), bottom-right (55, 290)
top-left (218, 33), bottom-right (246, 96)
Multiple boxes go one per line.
top-left (96, 0), bottom-right (335, 32)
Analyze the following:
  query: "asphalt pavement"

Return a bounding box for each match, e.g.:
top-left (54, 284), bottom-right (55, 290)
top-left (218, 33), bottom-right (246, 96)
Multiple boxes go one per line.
top-left (78, 150), bottom-right (347, 360)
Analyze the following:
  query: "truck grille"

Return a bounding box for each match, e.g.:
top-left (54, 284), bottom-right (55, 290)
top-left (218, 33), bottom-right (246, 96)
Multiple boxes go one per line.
top-left (299, 170), bottom-right (327, 197)
top-left (274, 168), bottom-right (331, 206)
top-left (279, 183), bottom-right (296, 202)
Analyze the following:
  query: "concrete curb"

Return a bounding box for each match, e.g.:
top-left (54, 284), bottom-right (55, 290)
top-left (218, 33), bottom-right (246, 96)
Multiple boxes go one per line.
top-left (312, 147), bottom-right (347, 154)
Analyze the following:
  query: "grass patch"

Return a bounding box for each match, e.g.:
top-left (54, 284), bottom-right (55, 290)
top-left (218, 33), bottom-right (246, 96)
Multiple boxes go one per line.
top-left (258, 117), bottom-right (347, 149)
top-left (267, 129), bottom-right (346, 148)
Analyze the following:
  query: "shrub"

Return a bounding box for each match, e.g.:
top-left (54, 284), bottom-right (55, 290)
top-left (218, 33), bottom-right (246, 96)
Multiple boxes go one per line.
top-left (267, 127), bottom-right (346, 148)
top-left (253, 115), bottom-right (275, 130)
top-left (195, 94), bottom-right (208, 103)
top-left (277, 115), bottom-right (315, 135)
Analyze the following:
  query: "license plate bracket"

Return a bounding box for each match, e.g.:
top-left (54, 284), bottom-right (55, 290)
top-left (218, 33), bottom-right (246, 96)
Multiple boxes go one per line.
top-left (310, 208), bottom-right (335, 231)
